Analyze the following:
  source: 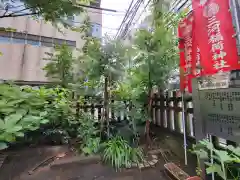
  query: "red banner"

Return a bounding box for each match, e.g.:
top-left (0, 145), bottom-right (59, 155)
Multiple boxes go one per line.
top-left (178, 14), bottom-right (194, 93)
top-left (191, 16), bottom-right (205, 77)
top-left (192, 0), bottom-right (239, 74)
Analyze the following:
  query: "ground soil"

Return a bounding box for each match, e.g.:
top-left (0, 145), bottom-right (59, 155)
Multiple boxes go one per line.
top-left (18, 159), bottom-right (170, 180)
top-left (0, 126), bottom-right (197, 180)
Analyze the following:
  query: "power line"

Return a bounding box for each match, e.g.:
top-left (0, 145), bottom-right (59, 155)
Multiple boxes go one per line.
top-left (114, 0), bottom-right (135, 39)
top-left (120, 0), bottom-right (150, 39)
top-left (119, 0), bottom-right (143, 38)
top-left (118, 0), bottom-right (143, 37)
top-left (116, 0), bottom-right (144, 39)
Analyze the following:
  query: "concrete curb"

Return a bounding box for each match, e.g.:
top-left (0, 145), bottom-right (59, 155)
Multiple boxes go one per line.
top-left (50, 155), bottom-right (101, 169)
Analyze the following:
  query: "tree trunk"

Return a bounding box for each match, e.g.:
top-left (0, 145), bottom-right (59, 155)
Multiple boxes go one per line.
top-left (103, 76), bottom-right (110, 138)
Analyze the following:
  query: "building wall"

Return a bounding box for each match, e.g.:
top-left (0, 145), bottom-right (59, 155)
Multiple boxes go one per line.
top-left (0, 9), bottom-right (102, 82)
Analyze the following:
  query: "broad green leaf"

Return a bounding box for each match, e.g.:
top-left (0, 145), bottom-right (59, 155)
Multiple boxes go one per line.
top-left (205, 163), bottom-right (225, 179)
top-left (4, 113), bottom-right (23, 127)
top-left (25, 126), bottom-right (38, 131)
top-left (40, 119), bottom-right (49, 124)
top-left (213, 149), bottom-right (234, 163)
top-left (40, 111), bottom-right (48, 117)
top-left (7, 99), bottom-right (25, 106)
top-left (0, 100), bottom-right (7, 106)
top-left (15, 132), bottom-right (25, 137)
top-left (6, 126), bottom-right (23, 133)
top-left (0, 119), bottom-right (4, 128)
top-left (21, 115), bottom-right (41, 123)
top-left (82, 147), bottom-right (91, 154)
top-left (0, 108), bottom-right (15, 114)
top-left (4, 134), bottom-right (16, 142)
top-left (227, 145), bottom-right (240, 157)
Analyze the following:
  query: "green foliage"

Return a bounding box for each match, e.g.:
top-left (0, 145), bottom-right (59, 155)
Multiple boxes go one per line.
top-left (25, 86), bottom-right (81, 144)
top-left (82, 137), bottom-right (101, 155)
top-left (0, 84), bottom-right (49, 150)
top-left (44, 45), bottom-right (75, 88)
top-left (192, 139), bottom-right (240, 180)
top-left (83, 36), bottom-right (132, 84)
top-left (0, 85), bottom-right (82, 147)
top-left (132, 13), bottom-right (179, 89)
top-left (0, 0), bottom-right (95, 27)
top-left (77, 113), bottom-right (101, 155)
top-left (80, 34), bottom-right (133, 138)
top-left (102, 136), bottom-right (143, 170)
top-left (110, 100), bottom-right (148, 138)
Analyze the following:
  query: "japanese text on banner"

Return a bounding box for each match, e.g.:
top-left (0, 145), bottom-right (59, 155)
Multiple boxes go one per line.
top-left (192, 0), bottom-right (239, 74)
top-left (178, 14), bottom-right (194, 92)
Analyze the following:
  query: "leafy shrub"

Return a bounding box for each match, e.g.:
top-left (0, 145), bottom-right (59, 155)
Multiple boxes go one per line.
top-left (109, 100), bottom-right (148, 146)
top-left (23, 86), bottom-right (83, 145)
top-left (0, 84), bottom-right (49, 150)
top-left (77, 113), bottom-right (101, 155)
top-left (82, 137), bottom-right (101, 155)
top-left (102, 136), bottom-right (143, 170)
top-left (192, 139), bottom-right (240, 180)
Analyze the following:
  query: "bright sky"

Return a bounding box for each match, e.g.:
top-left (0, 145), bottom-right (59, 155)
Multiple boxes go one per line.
top-left (101, 0), bottom-right (150, 37)
top-left (101, 0), bottom-right (131, 36)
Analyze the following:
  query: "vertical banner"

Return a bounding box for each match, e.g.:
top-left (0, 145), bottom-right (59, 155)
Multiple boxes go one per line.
top-left (179, 23), bottom-right (187, 92)
top-left (178, 14), bottom-right (194, 93)
top-left (191, 17), bottom-right (205, 77)
top-left (192, 0), bottom-right (240, 74)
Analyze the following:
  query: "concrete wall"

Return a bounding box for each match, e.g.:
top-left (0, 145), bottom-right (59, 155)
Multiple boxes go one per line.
top-left (0, 9), bottom-right (102, 82)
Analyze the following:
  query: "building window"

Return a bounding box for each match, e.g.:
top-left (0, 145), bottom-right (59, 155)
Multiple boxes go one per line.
top-left (27, 40), bottom-right (40, 46)
top-left (41, 41), bottom-right (53, 47)
top-left (0, 31), bottom-right (76, 48)
top-left (12, 38), bottom-right (25, 44)
top-left (0, 36), bottom-right (11, 43)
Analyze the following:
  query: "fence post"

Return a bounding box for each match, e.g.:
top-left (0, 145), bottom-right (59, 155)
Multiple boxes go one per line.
top-left (123, 100), bottom-right (127, 121)
top-left (98, 100), bottom-right (102, 122)
top-left (166, 91), bottom-right (171, 129)
top-left (160, 89), bottom-right (165, 127)
top-left (111, 99), bottom-right (115, 121)
top-left (173, 91), bottom-right (180, 132)
top-left (83, 101), bottom-right (87, 112)
top-left (76, 94), bottom-right (80, 118)
top-left (90, 103), bottom-right (95, 117)
top-left (154, 93), bottom-right (159, 125)
top-left (152, 94), bottom-right (156, 125)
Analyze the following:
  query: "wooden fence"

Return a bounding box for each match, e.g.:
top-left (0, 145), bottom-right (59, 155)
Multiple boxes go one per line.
top-left (79, 90), bottom-right (238, 147)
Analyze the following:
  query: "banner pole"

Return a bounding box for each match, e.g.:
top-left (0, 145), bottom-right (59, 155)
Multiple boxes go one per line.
top-left (181, 90), bottom-right (188, 165)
